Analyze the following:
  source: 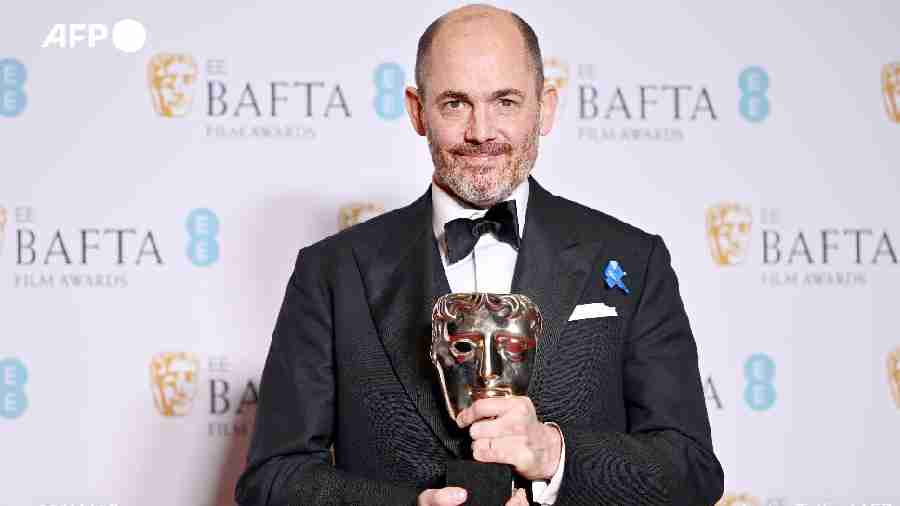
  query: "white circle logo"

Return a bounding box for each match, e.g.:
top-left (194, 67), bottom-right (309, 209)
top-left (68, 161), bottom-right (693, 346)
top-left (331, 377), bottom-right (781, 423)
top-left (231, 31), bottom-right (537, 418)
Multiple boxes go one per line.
top-left (111, 18), bottom-right (147, 53)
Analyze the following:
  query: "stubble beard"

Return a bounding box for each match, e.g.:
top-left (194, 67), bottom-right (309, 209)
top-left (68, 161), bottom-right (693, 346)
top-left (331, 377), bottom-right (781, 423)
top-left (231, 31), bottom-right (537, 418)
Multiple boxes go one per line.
top-left (428, 121), bottom-right (540, 208)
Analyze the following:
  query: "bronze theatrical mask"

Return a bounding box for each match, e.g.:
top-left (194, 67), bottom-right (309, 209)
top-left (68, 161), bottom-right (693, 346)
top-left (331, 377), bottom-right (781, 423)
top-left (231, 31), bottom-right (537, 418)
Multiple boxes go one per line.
top-left (431, 293), bottom-right (544, 420)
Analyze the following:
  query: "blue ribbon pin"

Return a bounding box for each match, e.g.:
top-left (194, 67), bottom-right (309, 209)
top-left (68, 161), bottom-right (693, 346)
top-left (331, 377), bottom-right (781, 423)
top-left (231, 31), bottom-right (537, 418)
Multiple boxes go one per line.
top-left (603, 260), bottom-right (630, 294)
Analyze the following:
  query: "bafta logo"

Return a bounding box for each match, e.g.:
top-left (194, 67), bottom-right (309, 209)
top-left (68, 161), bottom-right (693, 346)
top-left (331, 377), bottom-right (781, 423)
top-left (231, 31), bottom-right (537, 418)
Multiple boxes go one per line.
top-left (706, 203), bottom-right (753, 266)
top-left (338, 202), bottom-right (384, 231)
top-left (543, 57), bottom-right (569, 109)
top-left (717, 493), bottom-right (761, 506)
top-left (883, 63), bottom-right (900, 124)
top-left (0, 206), bottom-right (7, 255)
top-left (888, 347), bottom-right (900, 408)
top-left (148, 53), bottom-right (198, 118)
top-left (543, 57), bottom-right (569, 93)
top-left (150, 352), bottom-right (199, 417)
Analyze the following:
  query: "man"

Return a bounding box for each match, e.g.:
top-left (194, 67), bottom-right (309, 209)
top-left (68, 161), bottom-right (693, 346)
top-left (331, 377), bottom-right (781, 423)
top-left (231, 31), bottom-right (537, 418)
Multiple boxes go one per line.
top-left (236, 4), bottom-right (723, 505)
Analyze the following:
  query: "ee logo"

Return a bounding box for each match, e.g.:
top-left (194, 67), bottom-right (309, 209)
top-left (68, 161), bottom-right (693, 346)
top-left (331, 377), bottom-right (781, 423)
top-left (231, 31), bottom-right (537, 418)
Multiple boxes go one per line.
top-left (1, 357), bottom-right (28, 419)
top-left (373, 62), bottom-right (405, 120)
top-left (739, 66), bottom-right (770, 123)
top-left (744, 353), bottom-right (776, 411)
top-left (0, 58), bottom-right (27, 118)
top-left (186, 208), bottom-right (220, 267)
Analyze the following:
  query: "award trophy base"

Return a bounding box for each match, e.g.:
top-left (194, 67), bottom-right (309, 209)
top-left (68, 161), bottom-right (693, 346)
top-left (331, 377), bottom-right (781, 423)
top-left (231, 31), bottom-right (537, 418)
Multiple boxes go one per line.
top-left (446, 460), bottom-right (513, 505)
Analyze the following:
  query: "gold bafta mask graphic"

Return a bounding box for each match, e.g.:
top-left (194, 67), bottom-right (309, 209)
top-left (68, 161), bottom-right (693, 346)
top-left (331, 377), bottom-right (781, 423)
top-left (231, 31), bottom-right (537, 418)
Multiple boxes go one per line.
top-left (150, 352), bottom-right (199, 417)
top-left (543, 57), bottom-right (569, 94)
top-left (883, 63), bottom-right (900, 123)
top-left (0, 206), bottom-right (6, 254)
top-left (706, 203), bottom-right (753, 266)
top-left (717, 493), bottom-right (761, 506)
top-left (888, 347), bottom-right (900, 409)
top-left (338, 202), bottom-right (385, 231)
top-left (148, 53), bottom-right (198, 118)
top-left (543, 57), bottom-right (569, 112)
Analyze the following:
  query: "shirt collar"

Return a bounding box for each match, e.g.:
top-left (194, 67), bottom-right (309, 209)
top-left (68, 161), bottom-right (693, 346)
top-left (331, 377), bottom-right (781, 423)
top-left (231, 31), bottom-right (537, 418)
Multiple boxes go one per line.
top-left (431, 177), bottom-right (529, 244)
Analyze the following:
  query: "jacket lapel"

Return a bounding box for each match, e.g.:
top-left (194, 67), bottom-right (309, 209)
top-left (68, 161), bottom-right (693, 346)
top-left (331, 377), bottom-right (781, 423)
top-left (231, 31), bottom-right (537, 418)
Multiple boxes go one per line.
top-left (357, 178), bottom-right (602, 453)
top-left (511, 177), bottom-right (605, 409)
top-left (357, 188), bottom-right (465, 458)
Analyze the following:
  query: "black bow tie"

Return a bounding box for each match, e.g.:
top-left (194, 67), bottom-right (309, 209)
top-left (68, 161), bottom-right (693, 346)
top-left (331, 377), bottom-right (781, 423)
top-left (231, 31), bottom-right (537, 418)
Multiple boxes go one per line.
top-left (443, 200), bottom-right (521, 264)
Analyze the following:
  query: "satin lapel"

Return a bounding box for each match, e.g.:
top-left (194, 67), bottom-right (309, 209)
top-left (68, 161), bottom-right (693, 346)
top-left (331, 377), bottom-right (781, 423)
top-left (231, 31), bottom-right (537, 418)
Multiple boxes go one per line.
top-left (358, 189), bottom-right (464, 458)
top-left (511, 178), bottom-right (604, 409)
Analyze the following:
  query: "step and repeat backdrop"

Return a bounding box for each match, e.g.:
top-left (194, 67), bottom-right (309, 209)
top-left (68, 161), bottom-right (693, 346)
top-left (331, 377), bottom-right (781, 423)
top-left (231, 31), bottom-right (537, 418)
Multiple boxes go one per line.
top-left (2, 1), bottom-right (899, 505)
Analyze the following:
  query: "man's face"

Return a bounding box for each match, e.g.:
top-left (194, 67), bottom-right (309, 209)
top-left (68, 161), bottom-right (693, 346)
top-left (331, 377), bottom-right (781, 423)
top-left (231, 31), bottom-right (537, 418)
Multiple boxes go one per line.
top-left (407, 11), bottom-right (557, 208)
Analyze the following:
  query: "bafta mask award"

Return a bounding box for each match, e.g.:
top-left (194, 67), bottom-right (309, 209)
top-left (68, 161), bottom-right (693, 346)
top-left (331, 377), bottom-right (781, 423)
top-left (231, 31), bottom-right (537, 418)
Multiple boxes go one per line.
top-left (431, 293), bottom-right (544, 505)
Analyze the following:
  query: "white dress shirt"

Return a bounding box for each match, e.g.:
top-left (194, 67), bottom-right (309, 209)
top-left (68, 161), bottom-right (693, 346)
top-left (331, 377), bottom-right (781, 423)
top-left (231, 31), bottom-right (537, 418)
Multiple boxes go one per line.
top-left (431, 178), bottom-right (566, 505)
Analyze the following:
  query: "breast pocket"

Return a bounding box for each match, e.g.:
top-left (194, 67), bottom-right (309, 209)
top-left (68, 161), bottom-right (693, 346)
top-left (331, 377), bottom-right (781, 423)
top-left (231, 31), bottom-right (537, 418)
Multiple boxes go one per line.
top-left (533, 316), bottom-right (624, 425)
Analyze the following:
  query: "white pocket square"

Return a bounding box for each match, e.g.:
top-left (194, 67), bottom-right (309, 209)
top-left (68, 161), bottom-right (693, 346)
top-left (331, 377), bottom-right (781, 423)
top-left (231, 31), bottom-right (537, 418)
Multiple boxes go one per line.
top-left (568, 302), bottom-right (618, 321)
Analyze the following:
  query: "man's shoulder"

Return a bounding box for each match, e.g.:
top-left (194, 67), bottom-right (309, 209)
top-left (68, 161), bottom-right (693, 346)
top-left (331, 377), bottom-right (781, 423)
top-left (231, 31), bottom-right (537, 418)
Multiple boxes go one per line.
top-left (297, 194), bottom-right (426, 263)
top-left (548, 191), bottom-right (658, 248)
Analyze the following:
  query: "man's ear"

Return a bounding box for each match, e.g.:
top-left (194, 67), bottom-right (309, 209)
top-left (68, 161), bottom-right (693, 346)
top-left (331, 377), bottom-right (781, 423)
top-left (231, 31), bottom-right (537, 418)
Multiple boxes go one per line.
top-left (405, 86), bottom-right (427, 136)
top-left (539, 85), bottom-right (559, 136)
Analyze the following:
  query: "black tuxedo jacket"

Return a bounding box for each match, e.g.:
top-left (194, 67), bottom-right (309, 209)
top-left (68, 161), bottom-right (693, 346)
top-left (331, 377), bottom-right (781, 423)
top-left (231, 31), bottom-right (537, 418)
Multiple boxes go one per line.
top-left (236, 177), bottom-right (724, 505)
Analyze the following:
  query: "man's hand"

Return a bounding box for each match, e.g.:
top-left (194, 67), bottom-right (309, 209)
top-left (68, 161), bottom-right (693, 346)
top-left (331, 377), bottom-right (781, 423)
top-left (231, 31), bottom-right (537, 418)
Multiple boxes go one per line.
top-left (418, 486), bottom-right (528, 506)
top-left (506, 488), bottom-right (529, 505)
top-left (456, 396), bottom-right (562, 481)
top-left (417, 487), bottom-right (467, 506)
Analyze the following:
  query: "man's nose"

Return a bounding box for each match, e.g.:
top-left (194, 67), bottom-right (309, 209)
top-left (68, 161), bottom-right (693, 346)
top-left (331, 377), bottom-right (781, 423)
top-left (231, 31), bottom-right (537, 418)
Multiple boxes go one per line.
top-left (464, 104), bottom-right (497, 144)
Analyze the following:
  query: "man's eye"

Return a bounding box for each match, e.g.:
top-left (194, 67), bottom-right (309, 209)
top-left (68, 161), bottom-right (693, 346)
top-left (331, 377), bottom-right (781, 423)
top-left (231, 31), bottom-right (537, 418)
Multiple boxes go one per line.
top-left (447, 100), bottom-right (462, 109)
top-left (499, 99), bottom-right (515, 107)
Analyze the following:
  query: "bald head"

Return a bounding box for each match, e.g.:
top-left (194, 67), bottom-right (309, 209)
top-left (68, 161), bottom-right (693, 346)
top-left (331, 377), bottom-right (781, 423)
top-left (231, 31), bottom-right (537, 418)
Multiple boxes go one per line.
top-left (414, 4), bottom-right (544, 99)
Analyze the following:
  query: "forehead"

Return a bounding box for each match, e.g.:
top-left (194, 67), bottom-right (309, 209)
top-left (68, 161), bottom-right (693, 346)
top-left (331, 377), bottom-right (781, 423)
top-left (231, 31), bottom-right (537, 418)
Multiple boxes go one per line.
top-left (426, 15), bottom-right (533, 98)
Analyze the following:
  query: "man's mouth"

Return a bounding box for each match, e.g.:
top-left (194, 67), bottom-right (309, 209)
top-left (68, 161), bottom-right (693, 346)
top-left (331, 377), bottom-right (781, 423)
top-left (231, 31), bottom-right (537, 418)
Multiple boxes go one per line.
top-left (450, 143), bottom-right (512, 158)
top-left (457, 153), bottom-right (503, 159)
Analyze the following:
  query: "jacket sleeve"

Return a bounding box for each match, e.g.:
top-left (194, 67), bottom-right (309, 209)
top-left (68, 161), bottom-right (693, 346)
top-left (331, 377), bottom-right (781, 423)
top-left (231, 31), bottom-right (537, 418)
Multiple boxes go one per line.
top-left (235, 248), bottom-right (421, 506)
top-left (554, 236), bottom-right (724, 506)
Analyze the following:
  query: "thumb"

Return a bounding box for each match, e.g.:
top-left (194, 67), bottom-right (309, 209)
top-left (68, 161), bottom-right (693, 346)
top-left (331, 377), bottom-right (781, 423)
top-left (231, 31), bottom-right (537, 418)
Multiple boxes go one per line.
top-left (510, 487), bottom-right (528, 506)
top-left (434, 487), bottom-right (467, 505)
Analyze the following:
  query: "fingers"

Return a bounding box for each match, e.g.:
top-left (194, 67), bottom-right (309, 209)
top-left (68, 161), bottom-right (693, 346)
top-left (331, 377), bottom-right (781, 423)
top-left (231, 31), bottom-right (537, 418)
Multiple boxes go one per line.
top-left (457, 396), bottom-right (535, 428)
top-left (472, 434), bottom-right (533, 469)
top-left (459, 396), bottom-right (556, 480)
top-left (472, 424), bottom-right (561, 480)
top-left (418, 487), bottom-right (467, 506)
top-left (505, 488), bottom-right (529, 506)
top-left (469, 414), bottom-right (529, 439)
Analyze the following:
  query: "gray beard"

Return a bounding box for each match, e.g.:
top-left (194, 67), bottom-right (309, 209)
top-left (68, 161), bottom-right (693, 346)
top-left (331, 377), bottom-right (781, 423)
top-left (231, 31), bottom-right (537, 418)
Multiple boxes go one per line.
top-left (427, 124), bottom-right (540, 208)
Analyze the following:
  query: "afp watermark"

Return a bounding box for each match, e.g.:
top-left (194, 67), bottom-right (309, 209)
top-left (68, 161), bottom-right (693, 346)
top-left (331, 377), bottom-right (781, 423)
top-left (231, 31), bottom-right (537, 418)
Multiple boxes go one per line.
top-left (42, 19), bottom-right (147, 53)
